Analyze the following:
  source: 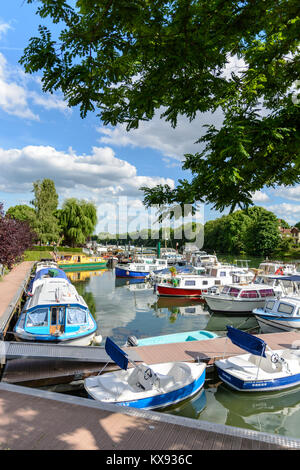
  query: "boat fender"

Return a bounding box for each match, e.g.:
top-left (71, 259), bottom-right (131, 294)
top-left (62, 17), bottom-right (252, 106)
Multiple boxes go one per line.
top-left (127, 335), bottom-right (138, 347)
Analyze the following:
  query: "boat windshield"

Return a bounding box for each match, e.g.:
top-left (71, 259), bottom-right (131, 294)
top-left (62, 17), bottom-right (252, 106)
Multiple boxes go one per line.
top-left (26, 308), bottom-right (49, 327)
top-left (67, 307), bottom-right (87, 324)
top-left (228, 287), bottom-right (241, 297)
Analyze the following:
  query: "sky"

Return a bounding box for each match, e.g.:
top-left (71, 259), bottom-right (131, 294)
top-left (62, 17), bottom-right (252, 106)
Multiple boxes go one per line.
top-left (0, 1), bottom-right (299, 238)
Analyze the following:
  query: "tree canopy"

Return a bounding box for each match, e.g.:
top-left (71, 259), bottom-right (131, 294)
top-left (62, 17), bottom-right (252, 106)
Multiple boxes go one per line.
top-left (20, 0), bottom-right (300, 212)
top-left (0, 203), bottom-right (36, 269)
top-left (31, 178), bottom-right (61, 244)
top-left (58, 198), bottom-right (97, 246)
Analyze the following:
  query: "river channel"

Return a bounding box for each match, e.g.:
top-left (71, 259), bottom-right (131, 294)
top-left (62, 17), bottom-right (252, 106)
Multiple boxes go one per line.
top-left (67, 260), bottom-right (300, 440)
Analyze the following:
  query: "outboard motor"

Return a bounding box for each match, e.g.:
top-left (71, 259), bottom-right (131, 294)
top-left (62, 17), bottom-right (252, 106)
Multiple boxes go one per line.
top-left (126, 335), bottom-right (139, 347)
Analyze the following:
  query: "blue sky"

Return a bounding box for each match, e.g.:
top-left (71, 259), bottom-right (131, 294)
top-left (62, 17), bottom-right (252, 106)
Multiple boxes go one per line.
top-left (0, 2), bottom-right (299, 235)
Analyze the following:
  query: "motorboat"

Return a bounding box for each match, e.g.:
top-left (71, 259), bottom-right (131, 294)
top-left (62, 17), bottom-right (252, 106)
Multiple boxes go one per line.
top-left (148, 265), bottom-right (205, 284)
top-left (203, 284), bottom-right (277, 313)
top-left (14, 269), bottom-right (98, 345)
top-left (125, 329), bottom-right (218, 347)
top-left (215, 326), bottom-right (300, 392)
top-left (115, 258), bottom-right (168, 279)
top-left (84, 337), bottom-right (206, 409)
top-left (258, 261), bottom-right (298, 276)
top-left (156, 264), bottom-right (254, 297)
top-left (253, 294), bottom-right (300, 332)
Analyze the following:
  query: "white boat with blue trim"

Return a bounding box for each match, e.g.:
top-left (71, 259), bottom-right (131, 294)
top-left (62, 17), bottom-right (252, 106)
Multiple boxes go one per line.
top-left (115, 258), bottom-right (168, 279)
top-left (84, 337), bottom-right (206, 409)
top-left (253, 293), bottom-right (300, 333)
top-left (14, 265), bottom-right (98, 345)
top-left (215, 326), bottom-right (300, 392)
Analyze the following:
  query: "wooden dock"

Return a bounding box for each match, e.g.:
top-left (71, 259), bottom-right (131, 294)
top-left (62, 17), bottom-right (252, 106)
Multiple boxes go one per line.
top-left (1, 382), bottom-right (300, 450)
top-left (0, 261), bottom-right (34, 339)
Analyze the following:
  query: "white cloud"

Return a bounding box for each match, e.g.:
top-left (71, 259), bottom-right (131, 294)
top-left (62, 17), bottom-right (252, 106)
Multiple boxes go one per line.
top-left (0, 52), bottom-right (69, 120)
top-left (274, 186), bottom-right (300, 202)
top-left (97, 108), bottom-right (224, 162)
top-left (0, 144), bottom-right (175, 232)
top-left (0, 21), bottom-right (11, 39)
top-left (266, 203), bottom-right (300, 225)
top-left (251, 191), bottom-right (270, 202)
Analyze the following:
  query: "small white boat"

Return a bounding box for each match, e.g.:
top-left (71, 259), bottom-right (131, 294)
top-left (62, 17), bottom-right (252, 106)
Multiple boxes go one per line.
top-left (215, 326), bottom-right (300, 392)
top-left (84, 337), bottom-right (206, 409)
top-left (203, 284), bottom-right (277, 313)
top-left (253, 294), bottom-right (300, 332)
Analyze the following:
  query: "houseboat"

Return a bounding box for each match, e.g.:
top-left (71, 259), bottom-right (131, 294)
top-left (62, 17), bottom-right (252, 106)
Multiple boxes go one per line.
top-left (55, 253), bottom-right (107, 271)
top-left (14, 271), bottom-right (98, 345)
top-left (203, 284), bottom-right (277, 313)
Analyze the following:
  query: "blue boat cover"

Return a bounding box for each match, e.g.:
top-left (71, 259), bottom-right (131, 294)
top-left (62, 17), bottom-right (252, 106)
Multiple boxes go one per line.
top-left (34, 268), bottom-right (70, 282)
top-left (226, 326), bottom-right (266, 357)
top-left (105, 337), bottom-right (129, 370)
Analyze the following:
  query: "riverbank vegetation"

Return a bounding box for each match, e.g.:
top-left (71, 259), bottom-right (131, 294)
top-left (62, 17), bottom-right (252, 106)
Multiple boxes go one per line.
top-left (1, 178), bottom-right (97, 270)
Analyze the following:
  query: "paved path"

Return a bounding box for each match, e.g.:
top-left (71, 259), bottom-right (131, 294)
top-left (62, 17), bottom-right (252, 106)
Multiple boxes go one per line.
top-left (0, 262), bottom-right (34, 319)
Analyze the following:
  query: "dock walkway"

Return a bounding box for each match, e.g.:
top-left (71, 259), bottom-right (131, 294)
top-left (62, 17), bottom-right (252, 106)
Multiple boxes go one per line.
top-left (1, 382), bottom-right (300, 450)
top-left (0, 261), bottom-right (34, 338)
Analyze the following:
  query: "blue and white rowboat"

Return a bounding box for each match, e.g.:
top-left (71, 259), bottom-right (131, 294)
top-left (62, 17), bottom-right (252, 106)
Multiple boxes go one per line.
top-left (215, 326), bottom-right (300, 392)
top-left (84, 337), bottom-right (206, 409)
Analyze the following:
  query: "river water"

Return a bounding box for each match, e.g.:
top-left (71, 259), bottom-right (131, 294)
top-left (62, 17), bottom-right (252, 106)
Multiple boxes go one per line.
top-left (67, 261), bottom-right (300, 440)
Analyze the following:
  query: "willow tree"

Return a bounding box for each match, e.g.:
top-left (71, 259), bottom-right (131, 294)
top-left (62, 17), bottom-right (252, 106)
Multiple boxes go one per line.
top-left (58, 198), bottom-right (97, 247)
top-left (20, 0), bottom-right (299, 213)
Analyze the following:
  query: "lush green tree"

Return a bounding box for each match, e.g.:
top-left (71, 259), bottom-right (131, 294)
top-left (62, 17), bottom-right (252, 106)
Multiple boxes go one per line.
top-left (6, 204), bottom-right (37, 228)
top-left (243, 207), bottom-right (281, 256)
top-left (58, 198), bottom-right (97, 247)
top-left (32, 178), bottom-right (60, 244)
top-left (20, 0), bottom-right (299, 213)
top-left (295, 222), bottom-right (300, 230)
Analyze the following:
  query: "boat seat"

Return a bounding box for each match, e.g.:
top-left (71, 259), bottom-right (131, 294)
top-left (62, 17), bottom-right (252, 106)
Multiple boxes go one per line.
top-left (167, 363), bottom-right (188, 383)
top-left (128, 364), bottom-right (158, 392)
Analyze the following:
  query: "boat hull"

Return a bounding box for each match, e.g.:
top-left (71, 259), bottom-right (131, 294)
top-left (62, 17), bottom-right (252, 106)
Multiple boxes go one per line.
top-left (14, 331), bottom-right (97, 346)
top-left (58, 262), bottom-right (107, 271)
top-left (204, 296), bottom-right (268, 312)
top-left (157, 285), bottom-right (206, 297)
top-left (216, 365), bottom-right (300, 392)
top-left (115, 267), bottom-right (148, 278)
top-left (255, 314), bottom-right (300, 332)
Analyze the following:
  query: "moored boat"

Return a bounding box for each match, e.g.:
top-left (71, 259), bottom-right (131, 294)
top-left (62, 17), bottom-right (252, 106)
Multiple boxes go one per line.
top-left (115, 258), bottom-right (168, 278)
top-left (84, 337), bottom-right (206, 409)
top-left (203, 284), bottom-right (277, 313)
top-left (14, 267), bottom-right (98, 345)
top-left (156, 264), bottom-right (254, 297)
top-left (253, 294), bottom-right (300, 332)
top-left (55, 253), bottom-right (107, 271)
top-left (125, 329), bottom-right (218, 347)
top-left (215, 326), bottom-right (300, 392)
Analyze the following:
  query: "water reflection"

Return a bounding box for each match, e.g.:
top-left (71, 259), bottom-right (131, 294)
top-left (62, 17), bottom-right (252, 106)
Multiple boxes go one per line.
top-left (214, 383), bottom-right (300, 437)
top-left (163, 388), bottom-right (207, 419)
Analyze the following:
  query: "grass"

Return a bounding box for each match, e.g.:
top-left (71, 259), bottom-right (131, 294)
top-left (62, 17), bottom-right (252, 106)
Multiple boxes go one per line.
top-left (23, 250), bottom-right (53, 261)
